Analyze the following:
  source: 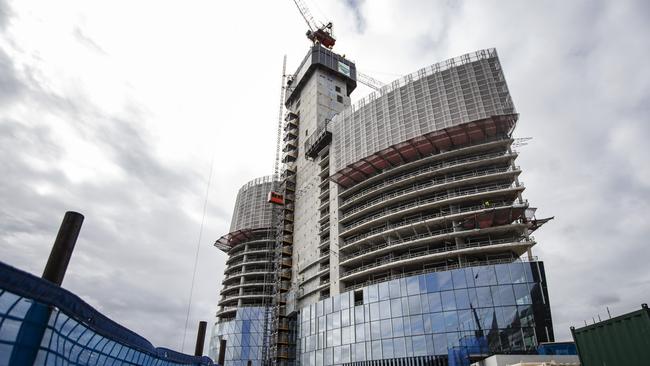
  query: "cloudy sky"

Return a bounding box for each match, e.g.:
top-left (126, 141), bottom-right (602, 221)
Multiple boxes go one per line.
top-left (1, 0), bottom-right (648, 354)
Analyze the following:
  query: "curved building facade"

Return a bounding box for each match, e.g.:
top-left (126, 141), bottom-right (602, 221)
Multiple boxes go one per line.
top-left (298, 261), bottom-right (552, 366)
top-left (211, 46), bottom-right (554, 366)
top-left (210, 176), bottom-right (278, 366)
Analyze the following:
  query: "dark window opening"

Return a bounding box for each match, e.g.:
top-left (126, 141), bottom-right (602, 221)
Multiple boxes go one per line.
top-left (337, 95), bottom-right (344, 103)
top-left (354, 290), bottom-right (363, 305)
top-left (335, 86), bottom-right (341, 93)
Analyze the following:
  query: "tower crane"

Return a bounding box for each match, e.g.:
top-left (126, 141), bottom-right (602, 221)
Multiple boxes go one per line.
top-left (292, 0), bottom-right (336, 48)
top-left (357, 72), bottom-right (386, 91)
top-left (290, 1), bottom-right (387, 90)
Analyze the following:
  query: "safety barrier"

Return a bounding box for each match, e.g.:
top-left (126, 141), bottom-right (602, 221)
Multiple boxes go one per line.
top-left (0, 260), bottom-right (214, 366)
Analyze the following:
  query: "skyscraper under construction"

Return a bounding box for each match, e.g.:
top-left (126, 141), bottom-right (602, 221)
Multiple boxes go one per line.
top-left (209, 45), bottom-right (554, 366)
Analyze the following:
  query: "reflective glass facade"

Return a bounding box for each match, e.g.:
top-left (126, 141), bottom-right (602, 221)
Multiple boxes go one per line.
top-left (209, 307), bottom-right (269, 366)
top-left (298, 262), bottom-right (553, 366)
top-left (0, 262), bottom-right (212, 366)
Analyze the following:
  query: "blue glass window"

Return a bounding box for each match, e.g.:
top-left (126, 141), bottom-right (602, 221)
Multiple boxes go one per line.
top-left (355, 323), bottom-right (365, 342)
top-left (389, 279), bottom-right (401, 298)
top-left (473, 265), bottom-right (497, 286)
top-left (412, 335), bottom-right (427, 356)
top-left (409, 295), bottom-right (423, 314)
top-left (431, 313), bottom-right (445, 333)
top-left (332, 328), bottom-right (341, 346)
top-left (371, 320), bottom-right (381, 340)
top-left (407, 276), bottom-right (420, 295)
top-left (433, 333), bottom-right (447, 355)
top-left (369, 302), bottom-right (380, 321)
top-left (495, 264), bottom-right (512, 284)
top-left (324, 347), bottom-right (333, 365)
top-left (423, 312), bottom-right (432, 333)
top-left (525, 263), bottom-right (536, 283)
top-left (426, 273), bottom-right (439, 292)
top-left (441, 291), bottom-right (456, 311)
top-left (428, 292), bottom-right (443, 313)
top-left (378, 282), bottom-right (390, 300)
top-left (333, 346), bottom-right (341, 364)
top-left (379, 300), bottom-right (391, 319)
top-left (446, 332), bottom-right (460, 348)
top-left (518, 304), bottom-right (534, 327)
top-left (324, 297), bottom-right (332, 314)
top-left (342, 325), bottom-right (353, 344)
top-left (382, 338), bottom-right (394, 358)
top-left (509, 262), bottom-right (527, 284)
top-left (367, 284), bottom-right (379, 302)
top-left (438, 271), bottom-right (453, 291)
top-left (451, 269), bottom-right (467, 289)
top-left (371, 340), bottom-right (382, 360)
top-left (341, 308), bottom-right (350, 327)
top-left (444, 311), bottom-right (459, 332)
top-left (401, 297), bottom-right (410, 316)
top-left (380, 319), bottom-right (393, 338)
top-left (333, 295), bottom-right (341, 312)
top-left (354, 342), bottom-right (366, 361)
top-left (390, 298), bottom-right (403, 317)
top-left (501, 306), bottom-right (518, 328)
top-left (454, 289), bottom-right (470, 309)
top-left (405, 336), bottom-right (413, 357)
top-left (341, 292), bottom-right (350, 309)
top-left (340, 344), bottom-right (351, 364)
top-left (493, 285), bottom-right (516, 306)
top-left (476, 286), bottom-right (493, 307)
top-left (457, 310), bottom-right (475, 331)
top-left (410, 315), bottom-right (424, 335)
top-left (354, 305), bottom-right (364, 323)
top-left (392, 317), bottom-right (405, 337)
top-left (513, 283), bottom-right (532, 305)
top-left (394, 337), bottom-right (407, 357)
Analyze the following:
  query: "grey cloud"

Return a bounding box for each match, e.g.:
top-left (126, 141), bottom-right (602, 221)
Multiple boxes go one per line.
top-left (344, 0), bottom-right (366, 33)
top-left (0, 0), bottom-right (11, 32)
top-left (73, 26), bottom-right (107, 55)
top-left (0, 41), bottom-right (228, 349)
top-left (0, 48), bottom-right (24, 105)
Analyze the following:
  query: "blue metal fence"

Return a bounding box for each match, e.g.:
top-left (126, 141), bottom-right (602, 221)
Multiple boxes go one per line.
top-left (0, 261), bottom-right (214, 366)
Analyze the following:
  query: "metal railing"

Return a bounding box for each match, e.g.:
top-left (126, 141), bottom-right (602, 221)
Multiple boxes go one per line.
top-left (341, 183), bottom-right (524, 233)
top-left (340, 237), bottom-right (534, 277)
top-left (341, 151), bottom-right (516, 207)
top-left (343, 255), bottom-right (539, 291)
top-left (224, 268), bottom-right (274, 280)
top-left (340, 165), bottom-right (520, 220)
top-left (342, 200), bottom-right (525, 246)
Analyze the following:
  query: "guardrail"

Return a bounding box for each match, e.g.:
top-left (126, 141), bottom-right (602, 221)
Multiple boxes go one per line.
top-left (0, 261), bottom-right (213, 365)
top-left (341, 184), bottom-right (524, 233)
top-left (341, 200), bottom-right (526, 246)
top-left (340, 237), bottom-right (534, 277)
top-left (341, 171), bottom-right (520, 222)
top-left (340, 151), bottom-right (517, 207)
top-left (343, 255), bottom-right (539, 291)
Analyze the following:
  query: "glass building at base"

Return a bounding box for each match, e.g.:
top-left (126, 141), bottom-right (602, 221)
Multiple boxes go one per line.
top-left (211, 307), bottom-right (269, 366)
top-left (297, 262), bottom-right (553, 366)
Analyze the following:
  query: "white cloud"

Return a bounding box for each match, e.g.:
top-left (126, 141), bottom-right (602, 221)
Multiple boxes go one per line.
top-left (0, 0), bottom-right (648, 354)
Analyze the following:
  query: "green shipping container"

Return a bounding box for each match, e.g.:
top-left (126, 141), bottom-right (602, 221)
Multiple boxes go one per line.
top-left (571, 303), bottom-right (650, 366)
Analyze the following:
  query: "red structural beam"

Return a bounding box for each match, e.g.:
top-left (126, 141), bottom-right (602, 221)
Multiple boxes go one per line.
top-left (331, 115), bottom-right (518, 188)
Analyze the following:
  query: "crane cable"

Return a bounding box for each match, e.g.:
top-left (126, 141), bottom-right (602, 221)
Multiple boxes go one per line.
top-left (181, 152), bottom-right (216, 353)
